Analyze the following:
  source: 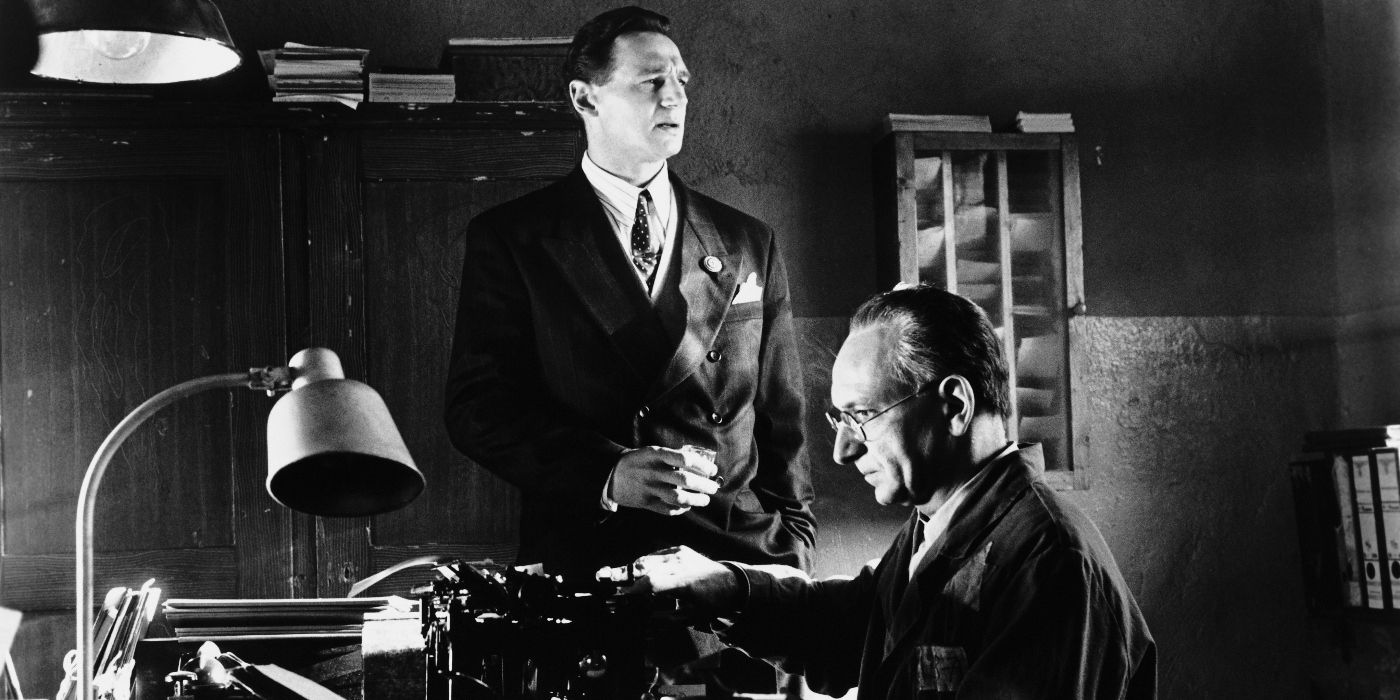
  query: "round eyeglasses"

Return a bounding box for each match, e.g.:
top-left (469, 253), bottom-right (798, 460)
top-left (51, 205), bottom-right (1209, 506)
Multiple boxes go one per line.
top-left (824, 383), bottom-right (934, 442)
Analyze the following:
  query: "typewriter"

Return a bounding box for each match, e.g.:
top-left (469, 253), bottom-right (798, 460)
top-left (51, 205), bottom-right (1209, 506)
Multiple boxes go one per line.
top-left (419, 560), bottom-right (674, 700)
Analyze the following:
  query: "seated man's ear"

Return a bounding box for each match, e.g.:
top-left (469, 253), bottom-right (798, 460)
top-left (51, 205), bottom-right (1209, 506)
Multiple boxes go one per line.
top-left (569, 80), bottom-right (597, 116)
top-left (937, 375), bottom-right (976, 437)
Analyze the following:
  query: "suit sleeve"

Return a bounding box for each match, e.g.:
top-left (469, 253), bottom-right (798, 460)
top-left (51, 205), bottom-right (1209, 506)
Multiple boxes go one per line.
top-left (717, 562), bottom-right (878, 698)
top-left (443, 214), bottom-right (624, 514)
top-left (750, 228), bottom-right (818, 568)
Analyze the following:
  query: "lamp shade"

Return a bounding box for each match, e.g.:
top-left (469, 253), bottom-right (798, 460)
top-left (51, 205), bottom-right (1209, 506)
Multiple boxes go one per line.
top-left (29, 0), bottom-right (240, 83)
top-left (265, 349), bottom-right (424, 517)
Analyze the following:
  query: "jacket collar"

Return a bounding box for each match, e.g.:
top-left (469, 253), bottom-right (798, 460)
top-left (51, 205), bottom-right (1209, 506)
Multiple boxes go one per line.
top-left (540, 168), bottom-right (651, 337)
top-left (538, 168), bottom-right (742, 394)
top-left (881, 444), bottom-right (1045, 660)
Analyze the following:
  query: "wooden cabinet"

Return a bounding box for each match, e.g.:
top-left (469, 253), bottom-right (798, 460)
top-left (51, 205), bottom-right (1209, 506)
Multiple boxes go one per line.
top-left (0, 98), bottom-right (580, 691)
top-left (874, 129), bottom-right (1086, 488)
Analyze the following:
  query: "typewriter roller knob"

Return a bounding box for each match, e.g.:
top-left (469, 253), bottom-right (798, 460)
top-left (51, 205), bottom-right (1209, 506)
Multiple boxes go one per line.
top-left (164, 670), bottom-right (198, 699)
top-left (579, 652), bottom-right (608, 679)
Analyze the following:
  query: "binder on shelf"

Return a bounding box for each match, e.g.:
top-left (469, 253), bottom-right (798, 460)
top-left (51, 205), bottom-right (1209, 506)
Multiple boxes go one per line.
top-left (1333, 453), bottom-right (1364, 607)
top-left (1376, 447), bottom-right (1400, 608)
top-left (1352, 452), bottom-right (1386, 608)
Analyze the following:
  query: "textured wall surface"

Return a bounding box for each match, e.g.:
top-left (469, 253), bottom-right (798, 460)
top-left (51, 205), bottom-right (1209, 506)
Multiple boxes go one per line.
top-left (1072, 315), bottom-right (1337, 698)
top-left (1324, 2), bottom-right (1400, 316)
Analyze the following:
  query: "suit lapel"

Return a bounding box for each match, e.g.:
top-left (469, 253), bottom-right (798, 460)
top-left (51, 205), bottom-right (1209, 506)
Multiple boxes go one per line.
top-left (539, 170), bottom-right (667, 380)
top-left (646, 180), bottom-right (740, 401)
top-left (878, 513), bottom-right (920, 653)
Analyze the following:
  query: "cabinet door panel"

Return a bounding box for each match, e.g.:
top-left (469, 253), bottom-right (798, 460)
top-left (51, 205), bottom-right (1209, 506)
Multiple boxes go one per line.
top-left (362, 180), bottom-right (540, 546)
top-left (1, 179), bottom-right (233, 554)
top-left (0, 126), bottom-right (290, 691)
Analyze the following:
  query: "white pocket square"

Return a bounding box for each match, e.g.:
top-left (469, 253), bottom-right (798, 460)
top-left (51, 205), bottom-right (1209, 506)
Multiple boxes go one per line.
top-left (732, 272), bottom-right (763, 304)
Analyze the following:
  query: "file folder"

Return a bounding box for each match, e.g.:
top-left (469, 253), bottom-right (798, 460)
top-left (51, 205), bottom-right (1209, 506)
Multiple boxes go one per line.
top-left (1376, 447), bottom-right (1400, 608)
top-left (1334, 453), bottom-right (1364, 607)
top-left (1353, 453), bottom-right (1386, 608)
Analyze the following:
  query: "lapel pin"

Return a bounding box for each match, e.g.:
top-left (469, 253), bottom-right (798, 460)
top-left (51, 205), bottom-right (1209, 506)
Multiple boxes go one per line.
top-left (702, 255), bottom-right (723, 273)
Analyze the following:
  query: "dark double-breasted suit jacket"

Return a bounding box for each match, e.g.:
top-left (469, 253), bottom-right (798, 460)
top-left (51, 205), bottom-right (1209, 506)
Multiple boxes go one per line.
top-left (445, 167), bottom-right (816, 577)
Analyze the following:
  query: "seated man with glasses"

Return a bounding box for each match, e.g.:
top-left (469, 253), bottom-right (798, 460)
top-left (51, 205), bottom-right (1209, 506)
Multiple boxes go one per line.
top-left (631, 284), bottom-right (1157, 699)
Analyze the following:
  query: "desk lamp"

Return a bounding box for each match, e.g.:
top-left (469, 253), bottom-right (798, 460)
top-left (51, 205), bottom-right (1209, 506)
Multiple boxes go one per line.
top-left (75, 348), bottom-right (423, 700)
top-left (29, 0), bottom-right (240, 83)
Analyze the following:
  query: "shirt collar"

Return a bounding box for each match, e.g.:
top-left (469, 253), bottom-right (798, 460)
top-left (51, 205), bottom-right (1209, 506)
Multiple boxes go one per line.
top-left (916, 441), bottom-right (1017, 524)
top-left (581, 152), bottom-right (674, 224)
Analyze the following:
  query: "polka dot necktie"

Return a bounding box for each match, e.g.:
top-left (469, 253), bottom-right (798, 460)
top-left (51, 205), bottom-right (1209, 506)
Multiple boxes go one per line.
top-left (630, 190), bottom-right (659, 285)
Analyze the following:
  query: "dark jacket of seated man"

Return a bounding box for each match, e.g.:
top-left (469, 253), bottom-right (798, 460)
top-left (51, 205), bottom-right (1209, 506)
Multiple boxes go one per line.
top-left (717, 444), bottom-right (1157, 700)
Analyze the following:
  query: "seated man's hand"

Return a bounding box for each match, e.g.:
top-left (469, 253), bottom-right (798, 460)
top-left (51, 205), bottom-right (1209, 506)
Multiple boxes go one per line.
top-left (630, 545), bottom-right (742, 620)
top-left (611, 447), bottom-right (719, 516)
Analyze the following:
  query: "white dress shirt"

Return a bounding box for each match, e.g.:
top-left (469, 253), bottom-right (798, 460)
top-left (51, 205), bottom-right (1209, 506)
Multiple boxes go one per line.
top-left (583, 154), bottom-right (683, 511)
top-left (581, 153), bottom-right (680, 300)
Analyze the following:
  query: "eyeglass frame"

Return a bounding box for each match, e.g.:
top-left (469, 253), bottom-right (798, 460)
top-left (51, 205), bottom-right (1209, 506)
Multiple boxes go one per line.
top-left (824, 381), bottom-right (937, 443)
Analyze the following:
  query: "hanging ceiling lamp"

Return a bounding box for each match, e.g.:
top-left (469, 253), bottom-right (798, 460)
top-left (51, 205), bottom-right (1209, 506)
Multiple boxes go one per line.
top-left (29, 0), bottom-right (241, 84)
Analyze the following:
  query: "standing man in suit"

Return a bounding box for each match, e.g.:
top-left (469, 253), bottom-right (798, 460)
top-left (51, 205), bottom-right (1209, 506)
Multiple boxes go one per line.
top-left (444, 5), bottom-right (815, 586)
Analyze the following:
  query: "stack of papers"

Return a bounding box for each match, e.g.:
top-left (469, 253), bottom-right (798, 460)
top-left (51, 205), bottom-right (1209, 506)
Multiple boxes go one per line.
top-left (367, 71), bottom-right (457, 103)
top-left (162, 596), bottom-right (413, 642)
top-left (1015, 112), bottom-right (1075, 133)
top-left (259, 42), bottom-right (370, 109)
top-left (886, 113), bottom-right (992, 133)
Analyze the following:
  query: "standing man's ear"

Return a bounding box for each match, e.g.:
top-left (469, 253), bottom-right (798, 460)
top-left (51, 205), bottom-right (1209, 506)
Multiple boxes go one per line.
top-left (569, 80), bottom-right (597, 117)
top-left (938, 375), bottom-right (976, 437)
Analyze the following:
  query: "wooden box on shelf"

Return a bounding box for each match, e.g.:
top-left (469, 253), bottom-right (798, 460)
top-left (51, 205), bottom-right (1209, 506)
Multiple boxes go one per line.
top-left (441, 37), bottom-right (571, 102)
top-left (873, 123), bottom-right (1086, 488)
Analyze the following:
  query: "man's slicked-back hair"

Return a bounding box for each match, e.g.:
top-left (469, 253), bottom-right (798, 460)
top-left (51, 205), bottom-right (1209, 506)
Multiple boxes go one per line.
top-left (849, 284), bottom-right (1012, 419)
top-left (563, 6), bottom-right (672, 85)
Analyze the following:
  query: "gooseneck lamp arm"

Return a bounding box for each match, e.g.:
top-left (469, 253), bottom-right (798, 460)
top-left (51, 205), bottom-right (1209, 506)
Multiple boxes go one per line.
top-left (76, 367), bottom-right (292, 700)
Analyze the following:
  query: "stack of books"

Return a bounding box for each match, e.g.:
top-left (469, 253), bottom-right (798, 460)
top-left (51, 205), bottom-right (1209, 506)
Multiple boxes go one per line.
top-left (162, 596), bottom-right (413, 642)
top-left (885, 113), bottom-right (992, 133)
top-left (1015, 112), bottom-right (1075, 133)
top-left (367, 71), bottom-right (457, 104)
top-left (260, 42), bottom-right (370, 108)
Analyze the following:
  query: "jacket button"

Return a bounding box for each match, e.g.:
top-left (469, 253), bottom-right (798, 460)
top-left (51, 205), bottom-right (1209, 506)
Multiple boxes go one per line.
top-left (638, 406), bottom-right (650, 419)
top-left (706, 350), bottom-right (722, 362)
top-left (708, 412), bottom-right (725, 425)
